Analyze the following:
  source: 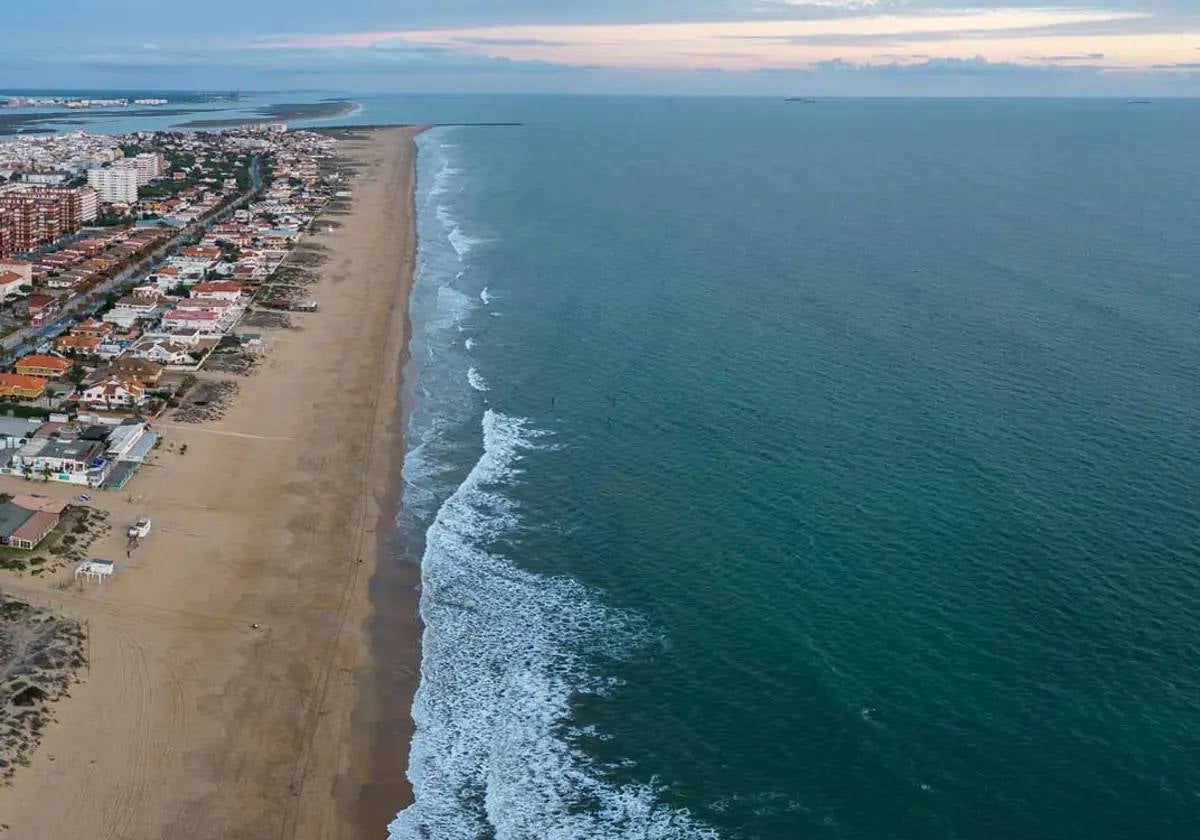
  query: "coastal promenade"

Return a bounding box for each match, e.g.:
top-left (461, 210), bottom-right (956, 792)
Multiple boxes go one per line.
top-left (0, 128), bottom-right (419, 839)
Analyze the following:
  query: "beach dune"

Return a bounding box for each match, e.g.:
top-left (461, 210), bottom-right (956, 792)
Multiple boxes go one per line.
top-left (0, 126), bottom-right (420, 839)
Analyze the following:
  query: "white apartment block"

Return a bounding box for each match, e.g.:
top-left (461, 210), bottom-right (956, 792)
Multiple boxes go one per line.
top-left (114, 152), bottom-right (165, 186)
top-left (78, 186), bottom-right (99, 222)
top-left (88, 166), bottom-right (139, 203)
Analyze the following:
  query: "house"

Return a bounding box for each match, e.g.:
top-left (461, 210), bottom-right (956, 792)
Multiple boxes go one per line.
top-left (0, 373), bottom-right (47, 400)
top-left (48, 274), bottom-right (82, 291)
top-left (161, 309), bottom-right (224, 334)
top-left (190, 281), bottom-right (244, 301)
top-left (106, 357), bottom-right (164, 387)
top-left (9, 511), bottom-right (60, 550)
top-left (0, 270), bottom-right (25, 300)
top-left (55, 335), bottom-right (103, 357)
top-left (129, 339), bottom-right (199, 366)
top-left (4, 495), bottom-right (69, 550)
top-left (175, 246), bottom-right (221, 272)
top-left (0, 417), bottom-right (40, 449)
top-left (140, 324), bottom-right (204, 346)
top-left (0, 259), bottom-right (34, 284)
top-left (15, 354), bottom-right (72, 380)
top-left (80, 377), bottom-right (147, 410)
top-left (72, 319), bottom-right (114, 340)
top-left (95, 340), bottom-right (130, 361)
top-left (144, 266), bottom-right (182, 292)
top-left (10, 436), bottom-right (109, 486)
top-left (24, 294), bottom-right (58, 325)
top-left (174, 298), bottom-right (237, 314)
top-left (103, 296), bottom-right (163, 328)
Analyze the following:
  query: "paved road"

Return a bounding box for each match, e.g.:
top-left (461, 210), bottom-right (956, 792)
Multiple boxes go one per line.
top-left (0, 156), bottom-right (263, 364)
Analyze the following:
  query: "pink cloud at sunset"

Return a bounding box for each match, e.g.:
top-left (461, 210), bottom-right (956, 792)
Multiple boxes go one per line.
top-left (259, 8), bottom-right (1199, 72)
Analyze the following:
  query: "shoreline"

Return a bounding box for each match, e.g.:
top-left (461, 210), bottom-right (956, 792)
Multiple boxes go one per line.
top-left (347, 124), bottom-right (425, 835)
top-left (0, 125), bottom-right (422, 839)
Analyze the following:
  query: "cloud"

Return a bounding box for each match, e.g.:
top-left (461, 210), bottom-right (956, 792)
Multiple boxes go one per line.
top-left (452, 37), bottom-right (573, 47)
top-left (259, 7), bottom-right (1186, 74)
top-left (28, 36), bottom-right (583, 79)
top-left (1025, 52), bottom-right (1106, 60)
top-left (811, 54), bottom-right (1109, 75)
top-left (816, 54), bottom-right (1041, 72)
top-left (4, 1), bottom-right (1199, 95)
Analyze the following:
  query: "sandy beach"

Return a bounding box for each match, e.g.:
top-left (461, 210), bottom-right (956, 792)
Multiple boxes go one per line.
top-left (0, 126), bottom-right (420, 839)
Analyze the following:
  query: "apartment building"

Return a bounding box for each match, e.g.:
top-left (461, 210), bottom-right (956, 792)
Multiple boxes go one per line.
top-left (0, 185), bottom-right (97, 255)
top-left (88, 166), bottom-right (139, 203)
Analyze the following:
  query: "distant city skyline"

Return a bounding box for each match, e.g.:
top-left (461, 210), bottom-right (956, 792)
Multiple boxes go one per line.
top-left (5, 0), bottom-right (1199, 96)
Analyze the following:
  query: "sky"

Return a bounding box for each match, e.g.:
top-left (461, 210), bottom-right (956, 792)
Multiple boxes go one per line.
top-left (3, 0), bottom-right (1199, 96)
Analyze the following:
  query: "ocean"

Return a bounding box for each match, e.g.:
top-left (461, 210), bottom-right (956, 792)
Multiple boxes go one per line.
top-left (22, 95), bottom-right (1200, 838)
top-left (384, 97), bottom-right (1200, 840)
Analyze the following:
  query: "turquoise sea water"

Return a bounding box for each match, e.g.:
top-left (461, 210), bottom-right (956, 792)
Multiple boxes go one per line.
top-left (33, 95), bottom-right (1200, 838)
top-left (384, 98), bottom-right (1200, 840)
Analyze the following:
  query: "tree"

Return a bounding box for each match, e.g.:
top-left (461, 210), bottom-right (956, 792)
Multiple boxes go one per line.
top-left (65, 365), bottom-right (87, 387)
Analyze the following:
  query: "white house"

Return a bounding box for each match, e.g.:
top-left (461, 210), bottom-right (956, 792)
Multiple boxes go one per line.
top-left (161, 259), bottom-right (208, 284)
top-left (0, 270), bottom-right (27, 300)
top-left (104, 422), bottom-right (148, 459)
top-left (95, 340), bottom-right (128, 360)
top-left (129, 339), bottom-right (200, 366)
top-left (80, 377), bottom-right (147, 410)
top-left (161, 309), bottom-right (224, 335)
top-left (44, 274), bottom-right (84, 291)
top-left (144, 268), bottom-right (184, 292)
top-left (103, 296), bottom-right (163, 328)
top-left (9, 436), bottom-right (109, 485)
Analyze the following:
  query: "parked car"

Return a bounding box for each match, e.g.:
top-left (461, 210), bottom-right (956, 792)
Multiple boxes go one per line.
top-left (127, 517), bottom-right (152, 539)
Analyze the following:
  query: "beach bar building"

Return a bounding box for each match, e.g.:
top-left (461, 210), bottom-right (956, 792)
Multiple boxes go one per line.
top-left (9, 436), bottom-right (109, 485)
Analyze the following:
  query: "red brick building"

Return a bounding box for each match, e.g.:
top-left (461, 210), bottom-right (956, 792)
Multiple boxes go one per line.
top-left (0, 185), bottom-right (98, 257)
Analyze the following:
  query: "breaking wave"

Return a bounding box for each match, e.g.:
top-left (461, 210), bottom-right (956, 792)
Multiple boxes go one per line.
top-left (390, 411), bottom-right (717, 839)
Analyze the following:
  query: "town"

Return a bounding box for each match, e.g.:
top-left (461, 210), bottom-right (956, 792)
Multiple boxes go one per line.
top-left (0, 123), bottom-right (340, 546)
top-left (2, 96), bottom-right (169, 109)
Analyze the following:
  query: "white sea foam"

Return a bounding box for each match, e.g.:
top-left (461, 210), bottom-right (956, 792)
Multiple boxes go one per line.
top-left (428, 284), bottom-right (475, 337)
top-left (389, 411), bottom-right (718, 840)
top-left (436, 203), bottom-right (485, 259)
top-left (465, 337), bottom-right (476, 351)
top-left (400, 129), bottom-right (713, 839)
top-left (426, 130), bottom-right (464, 201)
top-left (466, 367), bottom-right (489, 392)
top-left (429, 162), bottom-right (463, 199)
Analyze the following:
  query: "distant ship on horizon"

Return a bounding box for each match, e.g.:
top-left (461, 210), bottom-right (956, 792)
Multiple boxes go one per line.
top-left (785, 97), bottom-right (817, 103)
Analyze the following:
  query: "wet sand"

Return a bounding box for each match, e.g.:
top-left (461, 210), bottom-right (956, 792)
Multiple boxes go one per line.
top-left (0, 125), bottom-right (421, 839)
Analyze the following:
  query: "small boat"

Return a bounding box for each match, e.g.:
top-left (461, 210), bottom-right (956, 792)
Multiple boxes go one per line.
top-left (128, 517), bottom-right (152, 539)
